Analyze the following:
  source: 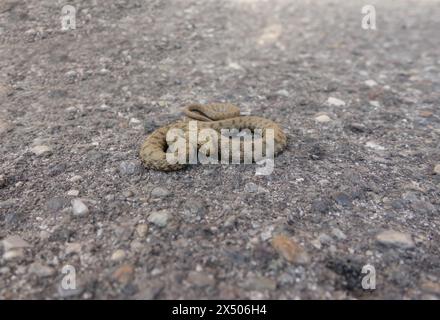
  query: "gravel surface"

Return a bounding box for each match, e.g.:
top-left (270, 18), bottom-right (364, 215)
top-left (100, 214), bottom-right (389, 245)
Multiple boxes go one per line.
top-left (1, 0), bottom-right (440, 299)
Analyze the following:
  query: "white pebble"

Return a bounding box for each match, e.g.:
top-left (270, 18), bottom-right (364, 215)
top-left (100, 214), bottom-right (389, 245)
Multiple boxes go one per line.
top-left (314, 114), bottom-right (332, 123)
top-left (111, 249), bottom-right (126, 261)
top-left (70, 175), bottom-right (82, 182)
top-left (67, 189), bottom-right (80, 197)
top-left (31, 145), bottom-right (52, 156)
top-left (365, 141), bottom-right (385, 151)
top-left (276, 89), bottom-right (289, 97)
top-left (148, 210), bottom-right (169, 227)
top-left (327, 97), bottom-right (346, 107)
top-left (365, 79), bottom-right (378, 87)
top-left (3, 249), bottom-right (24, 261)
top-left (369, 100), bottom-right (380, 108)
top-left (71, 199), bottom-right (89, 216)
top-left (65, 70), bottom-right (77, 78)
top-left (228, 62), bottom-right (243, 70)
top-left (129, 118), bottom-right (141, 125)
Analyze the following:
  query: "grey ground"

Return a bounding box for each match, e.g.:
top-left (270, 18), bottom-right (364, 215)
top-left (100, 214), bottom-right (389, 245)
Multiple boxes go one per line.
top-left (0, 0), bottom-right (439, 299)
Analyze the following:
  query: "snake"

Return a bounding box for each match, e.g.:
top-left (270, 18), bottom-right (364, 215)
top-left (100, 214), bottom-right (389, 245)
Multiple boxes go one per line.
top-left (139, 103), bottom-right (287, 171)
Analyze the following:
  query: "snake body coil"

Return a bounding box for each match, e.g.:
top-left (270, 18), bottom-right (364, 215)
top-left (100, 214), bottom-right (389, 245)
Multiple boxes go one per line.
top-left (139, 103), bottom-right (287, 171)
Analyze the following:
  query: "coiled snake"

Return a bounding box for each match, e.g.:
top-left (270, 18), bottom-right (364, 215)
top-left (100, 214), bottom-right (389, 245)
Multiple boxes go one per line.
top-left (139, 103), bottom-right (287, 171)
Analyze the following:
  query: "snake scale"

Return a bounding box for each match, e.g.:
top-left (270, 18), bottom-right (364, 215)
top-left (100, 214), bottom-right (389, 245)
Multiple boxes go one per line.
top-left (139, 103), bottom-right (287, 171)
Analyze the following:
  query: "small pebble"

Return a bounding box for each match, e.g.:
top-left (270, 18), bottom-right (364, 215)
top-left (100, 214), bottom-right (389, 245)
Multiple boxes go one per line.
top-left (333, 192), bottom-right (352, 207)
top-left (105, 194), bottom-right (115, 201)
top-left (327, 97), bottom-right (346, 107)
top-left (123, 190), bottom-right (134, 198)
top-left (111, 249), bottom-right (126, 261)
top-left (314, 114), bottom-right (332, 123)
top-left (244, 182), bottom-right (258, 193)
top-left (224, 215), bottom-right (237, 228)
top-left (148, 210), bottom-right (170, 227)
top-left (129, 118), bottom-right (141, 125)
top-left (271, 234), bottom-right (309, 264)
top-left (311, 199), bottom-right (331, 214)
top-left (65, 70), bottom-right (77, 83)
top-left (183, 199), bottom-right (207, 216)
top-left (376, 230), bottom-right (415, 249)
top-left (70, 175), bottom-right (82, 182)
top-left (0, 267), bottom-right (10, 274)
top-left (112, 264), bottom-right (134, 284)
top-left (130, 240), bottom-right (144, 251)
top-left (318, 233), bottom-right (333, 245)
top-left (16, 265), bottom-right (27, 274)
top-left (433, 164), bottom-right (440, 175)
top-left (346, 123), bottom-right (367, 133)
top-left (311, 239), bottom-right (322, 250)
top-left (365, 141), bottom-right (385, 151)
top-left (2, 235), bottom-right (31, 251)
top-left (25, 28), bottom-right (36, 37)
top-left (47, 197), bottom-right (68, 211)
top-left (71, 199), bottom-right (89, 216)
top-left (67, 189), bottom-right (80, 197)
top-left (3, 249), bottom-right (25, 261)
top-left (331, 228), bottom-right (347, 240)
top-left (119, 161), bottom-right (141, 175)
top-left (151, 268), bottom-right (162, 276)
top-left (365, 79), bottom-right (378, 87)
top-left (276, 89), bottom-right (289, 97)
top-left (369, 100), bottom-right (380, 108)
top-left (48, 163), bottom-right (67, 176)
top-left (228, 61), bottom-right (243, 70)
top-left (39, 230), bottom-right (50, 240)
top-left (260, 226), bottom-right (275, 241)
top-left (98, 68), bottom-right (110, 75)
top-left (31, 145), bottom-right (52, 156)
top-left (136, 224), bottom-right (149, 238)
top-left (65, 243), bottom-right (82, 254)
